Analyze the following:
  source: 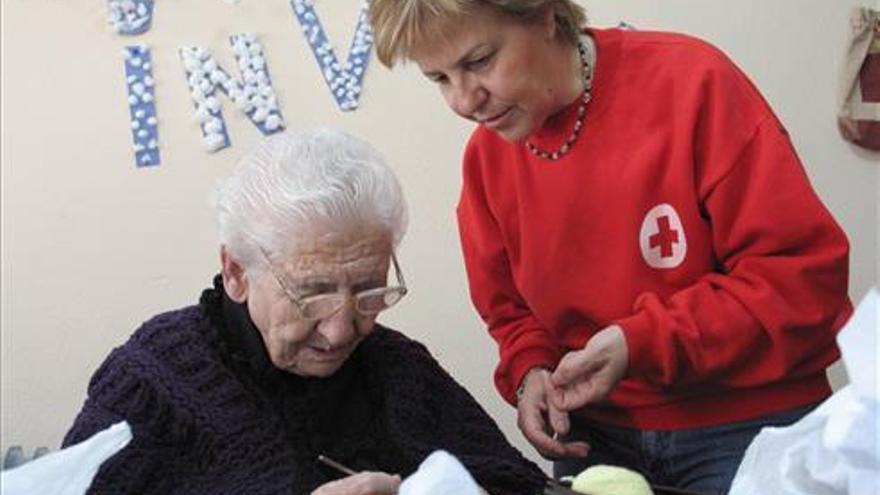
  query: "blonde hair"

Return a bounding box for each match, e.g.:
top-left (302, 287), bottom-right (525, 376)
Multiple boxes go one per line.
top-left (369, 0), bottom-right (588, 67)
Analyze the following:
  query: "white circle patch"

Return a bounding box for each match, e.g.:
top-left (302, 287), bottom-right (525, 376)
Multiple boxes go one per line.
top-left (639, 204), bottom-right (687, 269)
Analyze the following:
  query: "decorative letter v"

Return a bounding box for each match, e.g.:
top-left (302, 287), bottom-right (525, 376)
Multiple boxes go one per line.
top-left (290, 0), bottom-right (373, 112)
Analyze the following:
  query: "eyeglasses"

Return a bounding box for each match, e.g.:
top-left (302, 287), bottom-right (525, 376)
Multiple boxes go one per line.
top-left (257, 246), bottom-right (408, 320)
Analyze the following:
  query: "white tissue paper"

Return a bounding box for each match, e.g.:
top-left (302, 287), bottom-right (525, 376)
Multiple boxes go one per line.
top-left (729, 289), bottom-right (880, 495)
top-left (399, 450), bottom-right (482, 495)
top-left (1, 421), bottom-right (132, 495)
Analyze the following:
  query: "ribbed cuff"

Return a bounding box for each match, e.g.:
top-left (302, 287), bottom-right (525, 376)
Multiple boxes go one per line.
top-left (499, 347), bottom-right (560, 406)
top-left (613, 310), bottom-right (658, 378)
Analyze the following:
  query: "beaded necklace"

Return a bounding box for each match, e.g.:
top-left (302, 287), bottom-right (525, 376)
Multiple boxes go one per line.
top-left (524, 39), bottom-right (593, 161)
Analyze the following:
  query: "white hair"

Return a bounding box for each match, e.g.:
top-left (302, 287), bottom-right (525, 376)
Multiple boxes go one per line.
top-left (214, 128), bottom-right (408, 269)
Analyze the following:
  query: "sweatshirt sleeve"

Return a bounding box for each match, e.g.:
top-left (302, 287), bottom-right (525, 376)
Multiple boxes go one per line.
top-left (616, 61), bottom-right (852, 387)
top-left (63, 348), bottom-right (174, 494)
top-left (457, 140), bottom-right (564, 405)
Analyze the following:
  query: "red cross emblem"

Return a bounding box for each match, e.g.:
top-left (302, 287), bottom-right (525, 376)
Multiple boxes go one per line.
top-left (639, 204), bottom-right (687, 269)
top-left (649, 216), bottom-right (680, 258)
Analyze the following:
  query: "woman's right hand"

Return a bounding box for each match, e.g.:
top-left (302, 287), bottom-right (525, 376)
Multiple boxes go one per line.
top-left (311, 472), bottom-right (401, 495)
top-left (516, 368), bottom-right (590, 460)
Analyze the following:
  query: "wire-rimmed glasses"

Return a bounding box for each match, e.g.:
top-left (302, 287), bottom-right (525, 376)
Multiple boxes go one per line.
top-left (257, 246), bottom-right (407, 320)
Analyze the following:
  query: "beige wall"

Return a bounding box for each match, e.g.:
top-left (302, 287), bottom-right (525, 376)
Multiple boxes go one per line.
top-left (2, 0), bottom-right (878, 473)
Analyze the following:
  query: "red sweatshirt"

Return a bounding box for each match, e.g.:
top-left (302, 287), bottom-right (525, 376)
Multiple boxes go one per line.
top-left (457, 28), bottom-right (853, 429)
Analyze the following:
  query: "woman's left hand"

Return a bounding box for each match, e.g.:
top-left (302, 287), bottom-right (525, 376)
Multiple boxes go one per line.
top-left (311, 472), bottom-right (401, 495)
top-left (547, 325), bottom-right (629, 411)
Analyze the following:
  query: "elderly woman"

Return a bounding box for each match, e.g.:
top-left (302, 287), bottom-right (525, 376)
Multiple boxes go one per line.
top-left (63, 129), bottom-right (546, 495)
top-left (369, 1), bottom-right (853, 493)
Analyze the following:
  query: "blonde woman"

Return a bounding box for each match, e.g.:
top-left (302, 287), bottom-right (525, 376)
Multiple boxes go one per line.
top-left (369, 1), bottom-right (852, 492)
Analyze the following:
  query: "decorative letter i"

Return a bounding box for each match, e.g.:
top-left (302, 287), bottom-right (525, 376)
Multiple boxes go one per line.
top-left (124, 45), bottom-right (159, 167)
top-left (110, 0), bottom-right (160, 167)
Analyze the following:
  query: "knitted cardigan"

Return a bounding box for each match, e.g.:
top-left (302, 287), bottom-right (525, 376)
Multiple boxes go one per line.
top-left (63, 277), bottom-right (546, 494)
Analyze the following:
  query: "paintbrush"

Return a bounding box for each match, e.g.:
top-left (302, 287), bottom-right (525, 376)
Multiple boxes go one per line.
top-left (317, 454), bottom-right (358, 476)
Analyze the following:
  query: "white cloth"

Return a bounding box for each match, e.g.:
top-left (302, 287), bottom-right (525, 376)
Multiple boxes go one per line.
top-left (1, 421), bottom-right (132, 495)
top-left (399, 450), bottom-right (482, 495)
top-left (729, 289), bottom-right (880, 495)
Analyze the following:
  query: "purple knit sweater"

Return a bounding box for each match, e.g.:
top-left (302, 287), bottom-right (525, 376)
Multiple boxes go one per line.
top-left (63, 277), bottom-right (546, 494)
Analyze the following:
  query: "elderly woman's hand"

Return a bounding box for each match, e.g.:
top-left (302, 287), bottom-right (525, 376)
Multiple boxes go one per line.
top-left (516, 368), bottom-right (590, 460)
top-left (548, 325), bottom-right (629, 411)
top-left (311, 472), bottom-right (401, 495)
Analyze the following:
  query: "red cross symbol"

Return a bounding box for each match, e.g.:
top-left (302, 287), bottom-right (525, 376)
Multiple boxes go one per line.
top-left (649, 215), bottom-right (679, 258)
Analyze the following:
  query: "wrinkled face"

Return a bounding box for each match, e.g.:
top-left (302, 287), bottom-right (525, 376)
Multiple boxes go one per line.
top-left (411, 6), bottom-right (578, 143)
top-left (245, 227), bottom-right (392, 377)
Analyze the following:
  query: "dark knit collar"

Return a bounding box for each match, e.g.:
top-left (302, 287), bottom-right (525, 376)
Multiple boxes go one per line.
top-left (201, 275), bottom-right (377, 451)
top-left (221, 288), bottom-right (280, 381)
top-left (199, 274), bottom-right (280, 382)
top-left (200, 275), bottom-right (373, 401)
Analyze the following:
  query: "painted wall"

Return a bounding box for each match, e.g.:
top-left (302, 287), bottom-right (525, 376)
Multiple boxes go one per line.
top-left (2, 0), bottom-right (878, 473)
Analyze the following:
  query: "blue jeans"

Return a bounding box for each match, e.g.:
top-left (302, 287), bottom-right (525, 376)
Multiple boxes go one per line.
top-left (553, 404), bottom-right (818, 495)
